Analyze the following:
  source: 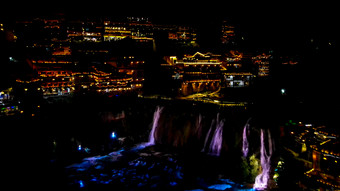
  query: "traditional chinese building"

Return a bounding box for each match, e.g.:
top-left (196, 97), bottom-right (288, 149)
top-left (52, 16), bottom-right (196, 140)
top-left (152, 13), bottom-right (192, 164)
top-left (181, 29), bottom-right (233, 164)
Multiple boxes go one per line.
top-left (168, 52), bottom-right (222, 96)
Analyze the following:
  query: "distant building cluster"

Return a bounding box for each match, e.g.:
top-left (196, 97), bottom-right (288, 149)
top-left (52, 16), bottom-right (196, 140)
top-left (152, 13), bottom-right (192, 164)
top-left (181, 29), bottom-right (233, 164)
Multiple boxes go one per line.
top-left (8, 16), bottom-right (174, 97)
top-left (0, 15), bottom-right (282, 103)
top-left (283, 121), bottom-right (340, 190)
top-left (1, 16), bottom-right (200, 98)
top-left (14, 56), bottom-right (145, 97)
top-left (12, 16), bottom-right (197, 44)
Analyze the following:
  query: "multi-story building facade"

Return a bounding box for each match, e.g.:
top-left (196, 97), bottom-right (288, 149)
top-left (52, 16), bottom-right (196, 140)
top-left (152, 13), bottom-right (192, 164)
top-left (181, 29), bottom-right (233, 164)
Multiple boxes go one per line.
top-left (284, 122), bottom-right (340, 190)
top-left (37, 68), bottom-right (75, 96)
top-left (103, 17), bottom-right (153, 42)
top-left (252, 53), bottom-right (272, 77)
top-left (10, 16), bottom-right (154, 98)
top-left (221, 20), bottom-right (235, 45)
top-left (222, 50), bottom-right (255, 88)
top-left (164, 50), bottom-right (260, 96)
top-left (167, 52), bottom-right (222, 96)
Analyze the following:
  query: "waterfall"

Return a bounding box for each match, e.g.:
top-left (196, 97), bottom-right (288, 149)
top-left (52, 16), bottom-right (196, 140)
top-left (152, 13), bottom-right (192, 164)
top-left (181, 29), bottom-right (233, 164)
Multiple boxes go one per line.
top-left (253, 129), bottom-right (274, 190)
top-left (208, 118), bottom-right (224, 156)
top-left (137, 106), bottom-right (163, 148)
top-left (147, 106), bottom-right (163, 146)
top-left (201, 114), bottom-right (224, 156)
top-left (242, 119), bottom-right (250, 158)
top-left (195, 114), bottom-right (203, 139)
top-left (202, 119), bottom-right (215, 152)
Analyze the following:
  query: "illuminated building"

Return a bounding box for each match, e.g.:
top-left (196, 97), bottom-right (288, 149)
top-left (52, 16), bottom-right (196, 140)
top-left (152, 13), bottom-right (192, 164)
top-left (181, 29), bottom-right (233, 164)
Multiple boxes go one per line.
top-left (285, 122), bottom-right (340, 190)
top-left (11, 15), bottom-right (149, 97)
top-left (103, 17), bottom-right (153, 42)
top-left (153, 24), bottom-right (197, 46)
top-left (0, 88), bottom-right (19, 117)
top-left (52, 46), bottom-right (72, 56)
top-left (128, 17), bottom-right (154, 42)
top-left (38, 70), bottom-right (74, 96)
top-left (252, 53), bottom-right (272, 77)
top-left (223, 50), bottom-right (243, 70)
top-left (24, 60), bottom-right (138, 97)
top-left (89, 64), bottom-right (133, 94)
top-left (170, 52), bottom-right (222, 96)
top-left (116, 56), bottom-right (145, 90)
top-left (165, 51), bottom-right (257, 95)
top-left (222, 50), bottom-right (255, 88)
top-left (103, 24), bottom-right (131, 41)
top-left (67, 19), bottom-right (103, 42)
top-left (67, 20), bottom-right (86, 42)
top-left (0, 88), bottom-right (11, 102)
top-left (305, 128), bottom-right (340, 190)
top-left (221, 20), bottom-right (235, 44)
top-left (167, 26), bottom-right (197, 43)
top-left (13, 15), bottom-right (199, 46)
top-left (43, 18), bottom-right (64, 42)
top-left (224, 72), bottom-right (254, 88)
top-left (31, 60), bottom-right (75, 96)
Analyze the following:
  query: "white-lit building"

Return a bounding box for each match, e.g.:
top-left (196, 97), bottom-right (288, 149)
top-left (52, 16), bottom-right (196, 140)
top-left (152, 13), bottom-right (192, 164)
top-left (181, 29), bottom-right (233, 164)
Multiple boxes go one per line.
top-left (224, 72), bottom-right (254, 88)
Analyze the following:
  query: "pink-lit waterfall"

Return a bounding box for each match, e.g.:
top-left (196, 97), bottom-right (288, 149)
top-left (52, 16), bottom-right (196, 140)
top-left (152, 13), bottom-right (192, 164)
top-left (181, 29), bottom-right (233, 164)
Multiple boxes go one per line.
top-left (209, 119), bottom-right (224, 156)
top-left (202, 119), bottom-right (214, 152)
top-left (202, 114), bottom-right (224, 156)
top-left (138, 106), bottom-right (163, 148)
top-left (242, 120), bottom-right (250, 158)
top-left (253, 129), bottom-right (274, 190)
top-left (147, 106), bottom-right (163, 146)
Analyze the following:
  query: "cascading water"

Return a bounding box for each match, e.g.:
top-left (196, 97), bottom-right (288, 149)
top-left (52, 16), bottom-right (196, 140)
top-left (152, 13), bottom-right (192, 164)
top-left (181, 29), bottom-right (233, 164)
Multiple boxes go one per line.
top-left (69, 108), bottom-right (274, 190)
top-left (137, 106), bottom-right (163, 148)
top-left (202, 119), bottom-right (215, 152)
top-left (253, 129), bottom-right (274, 190)
top-left (202, 114), bottom-right (224, 156)
top-left (208, 118), bottom-right (224, 156)
top-left (195, 114), bottom-right (203, 139)
top-left (146, 106), bottom-right (163, 146)
top-left (242, 120), bottom-right (250, 158)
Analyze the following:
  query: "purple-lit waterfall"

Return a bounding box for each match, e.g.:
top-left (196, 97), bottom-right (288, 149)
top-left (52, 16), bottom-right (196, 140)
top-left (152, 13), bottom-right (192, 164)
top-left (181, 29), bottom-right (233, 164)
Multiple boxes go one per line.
top-left (253, 129), bottom-right (274, 190)
top-left (202, 114), bottom-right (224, 156)
top-left (202, 119), bottom-right (214, 152)
top-left (146, 106), bottom-right (163, 146)
top-left (242, 121), bottom-right (250, 158)
top-left (137, 106), bottom-right (163, 148)
top-left (209, 119), bottom-right (224, 156)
